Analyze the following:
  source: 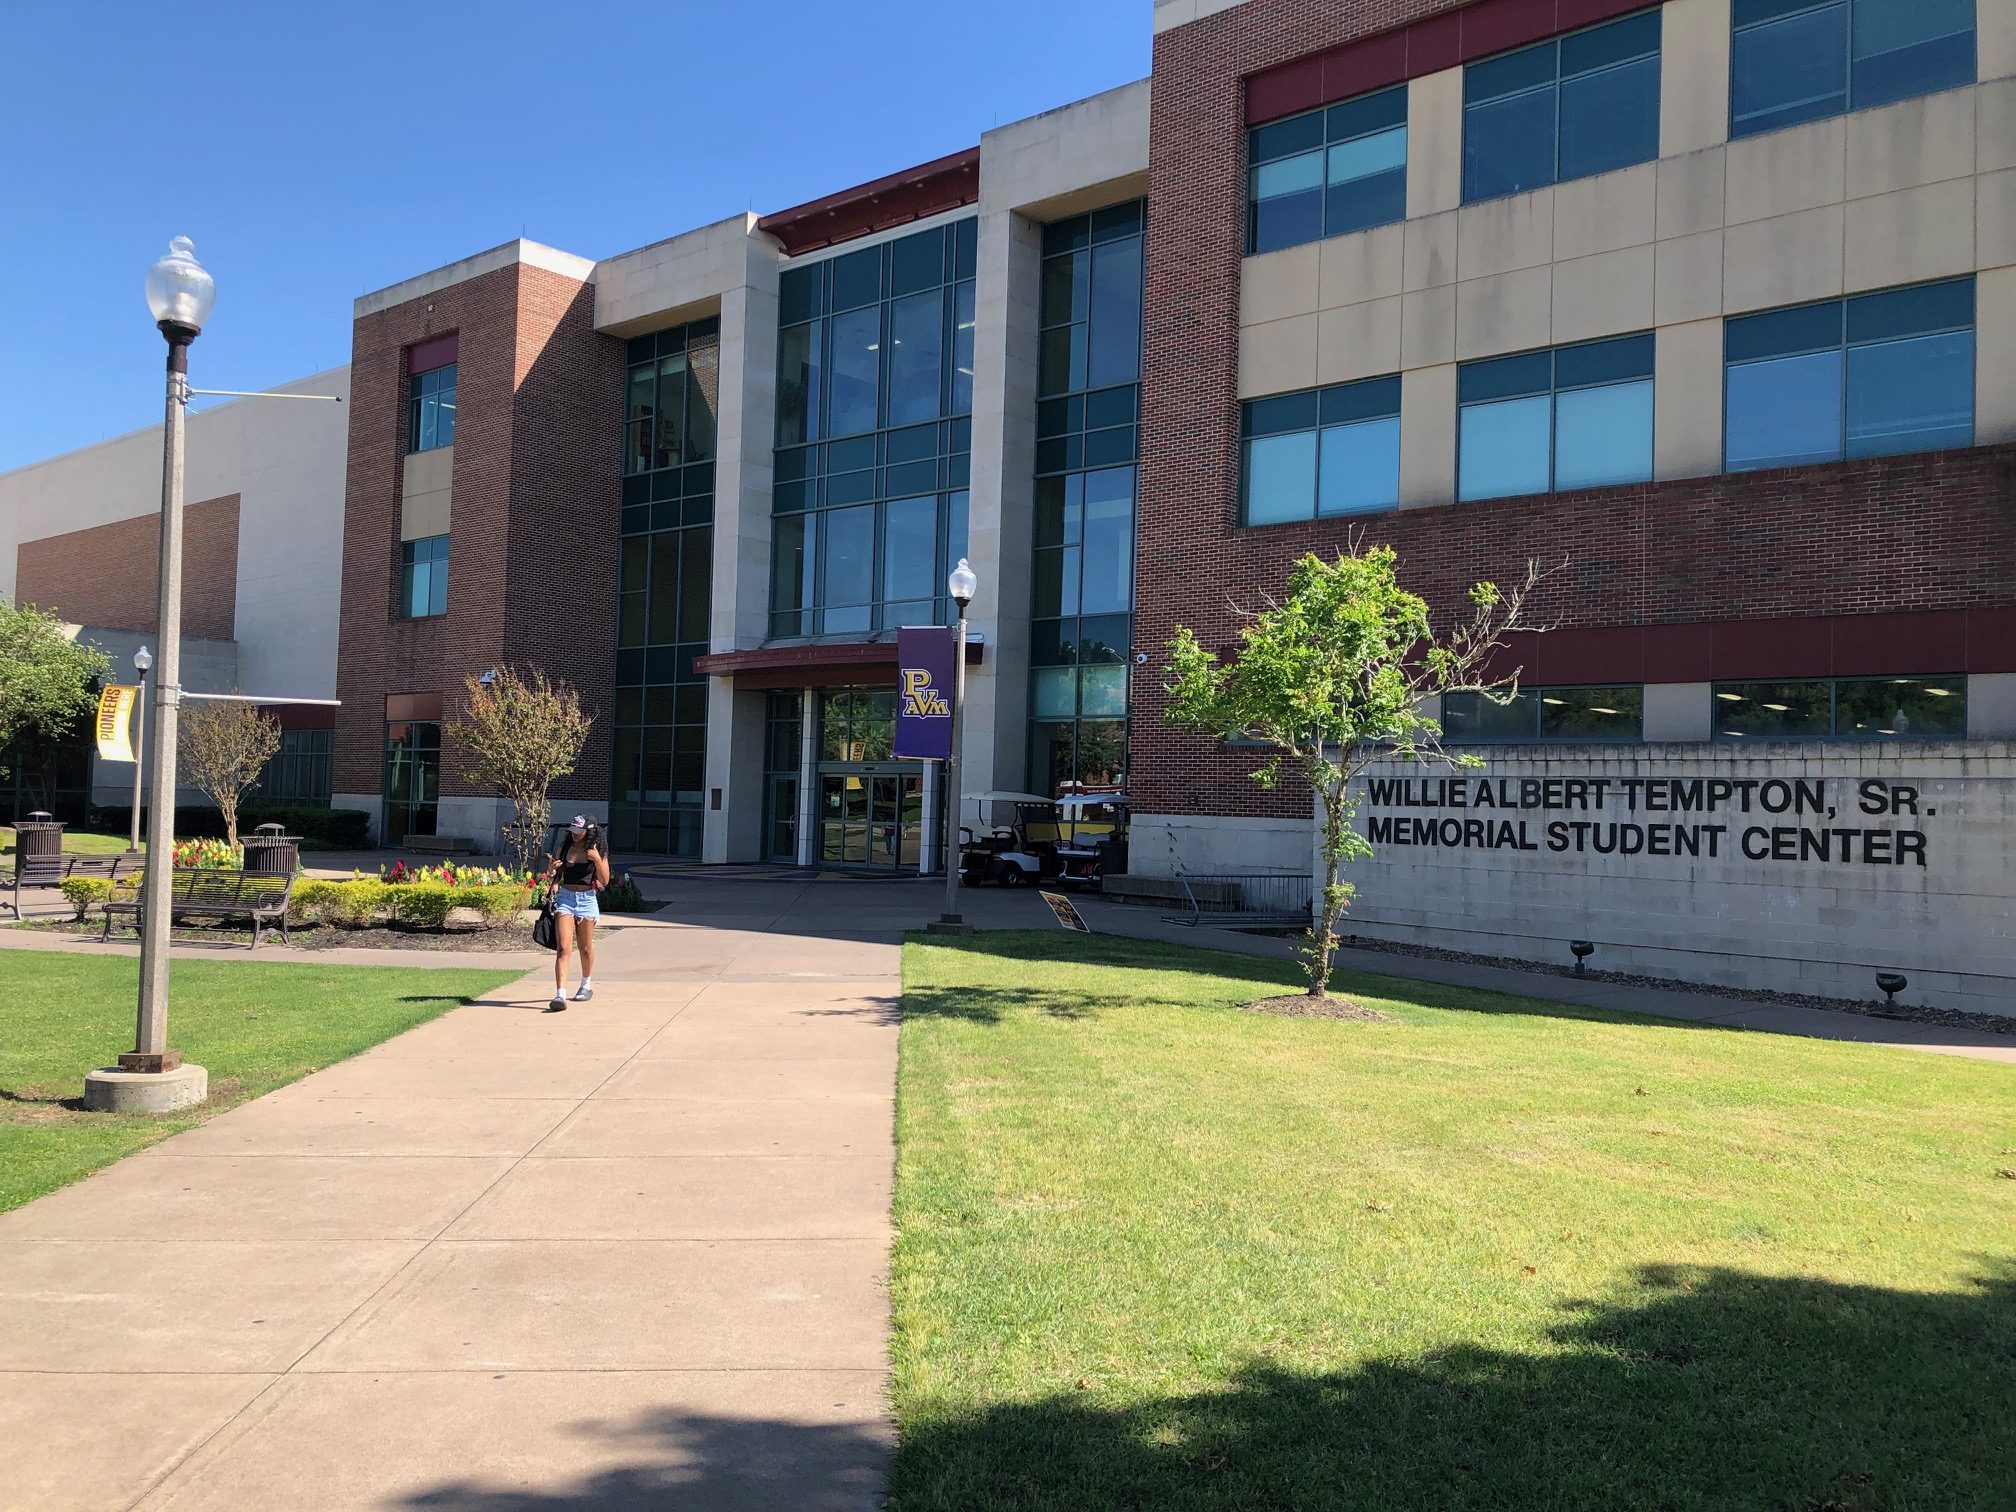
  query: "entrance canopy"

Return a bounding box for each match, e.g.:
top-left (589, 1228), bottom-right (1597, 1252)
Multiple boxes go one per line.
top-left (696, 639), bottom-right (983, 690)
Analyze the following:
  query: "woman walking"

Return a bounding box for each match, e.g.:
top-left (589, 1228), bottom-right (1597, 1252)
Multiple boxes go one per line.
top-left (543, 815), bottom-right (610, 1011)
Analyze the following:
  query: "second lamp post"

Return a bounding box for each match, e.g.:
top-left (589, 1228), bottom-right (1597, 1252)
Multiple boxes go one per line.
top-left (935, 558), bottom-right (979, 932)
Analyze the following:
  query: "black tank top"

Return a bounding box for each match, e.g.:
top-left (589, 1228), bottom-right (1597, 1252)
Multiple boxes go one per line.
top-left (559, 850), bottom-right (597, 887)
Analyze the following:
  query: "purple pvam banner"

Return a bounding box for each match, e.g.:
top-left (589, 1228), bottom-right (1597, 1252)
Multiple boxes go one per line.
top-left (894, 626), bottom-right (956, 760)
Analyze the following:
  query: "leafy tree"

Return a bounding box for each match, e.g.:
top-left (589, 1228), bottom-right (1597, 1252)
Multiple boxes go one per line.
top-left (1165, 545), bottom-right (1544, 1000)
top-left (0, 597), bottom-right (108, 794)
top-left (177, 698), bottom-right (282, 846)
top-left (448, 665), bottom-right (594, 873)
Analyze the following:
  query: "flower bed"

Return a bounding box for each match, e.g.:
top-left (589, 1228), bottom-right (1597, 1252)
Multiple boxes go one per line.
top-left (53, 870), bottom-right (533, 934)
top-left (173, 838), bottom-right (241, 870)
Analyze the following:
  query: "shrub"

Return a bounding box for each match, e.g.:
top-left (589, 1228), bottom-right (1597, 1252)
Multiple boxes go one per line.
top-left (88, 805), bottom-right (372, 849)
top-left (470, 883), bottom-right (534, 928)
top-left (599, 872), bottom-right (651, 913)
top-left (245, 806), bottom-right (372, 848)
top-left (287, 878), bottom-right (342, 925)
top-left (59, 876), bottom-right (114, 921)
top-left (325, 879), bottom-right (391, 928)
top-left (390, 884), bottom-right (458, 931)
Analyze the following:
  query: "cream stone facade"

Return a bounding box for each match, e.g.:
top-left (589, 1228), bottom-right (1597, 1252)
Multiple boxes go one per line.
top-left (1236, 12), bottom-right (2016, 493)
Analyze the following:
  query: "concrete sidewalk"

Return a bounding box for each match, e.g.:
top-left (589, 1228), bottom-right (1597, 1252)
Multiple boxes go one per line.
top-left (0, 883), bottom-right (907, 1510)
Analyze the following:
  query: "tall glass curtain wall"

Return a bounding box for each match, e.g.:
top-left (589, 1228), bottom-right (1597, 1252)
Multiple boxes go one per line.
top-left (611, 318), bottom-right (719, 856)
top-left (1032, 202), bottom-right (1143, 797)
top-left (773, 221), bottom-right (977, 638)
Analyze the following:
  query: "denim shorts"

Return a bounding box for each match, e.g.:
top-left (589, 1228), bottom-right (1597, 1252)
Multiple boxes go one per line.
top-left (552, 887), bottom-right (600, 920)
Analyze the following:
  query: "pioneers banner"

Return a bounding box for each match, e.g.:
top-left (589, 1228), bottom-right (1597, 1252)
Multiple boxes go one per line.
top-left (94, 684), bottom-right (138, 763)
top-left (894, 627), bottom-right (955, 761)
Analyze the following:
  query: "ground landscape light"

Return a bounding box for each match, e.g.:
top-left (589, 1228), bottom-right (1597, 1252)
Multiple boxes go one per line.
top-left (144, 236), bottom-right (216, 331)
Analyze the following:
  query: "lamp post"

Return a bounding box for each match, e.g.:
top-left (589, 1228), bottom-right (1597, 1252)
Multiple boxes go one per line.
top-left (933, 558), bottom-right (979, 933)
top-left (85, 239), bottom-right (215, 1115)
top-left (127, 645), bottom-right (153, 855)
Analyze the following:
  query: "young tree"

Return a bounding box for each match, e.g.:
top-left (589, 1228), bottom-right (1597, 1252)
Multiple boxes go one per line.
top-left (178, 699), bottom-right (282, 846)
top-left (449, 665), bottom-right (594, 873)
top-left (1165, 544), bottom-right (1545, 1000)
top-left (0, 598), bottom-right (109, 794)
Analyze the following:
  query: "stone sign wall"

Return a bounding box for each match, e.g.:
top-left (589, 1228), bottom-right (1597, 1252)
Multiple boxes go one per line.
top-left (1339, 741), bottom-right (2016, 1013)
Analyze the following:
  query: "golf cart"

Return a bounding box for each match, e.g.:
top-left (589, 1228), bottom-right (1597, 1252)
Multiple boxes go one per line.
top-left (957, 791), bottom-right (1063, 887)
top-left (1050, 791), bottom-right (1129, 889)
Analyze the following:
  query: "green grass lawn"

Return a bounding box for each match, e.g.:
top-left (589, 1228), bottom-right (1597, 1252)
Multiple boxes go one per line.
top-left (891, 931), bottom-right (2016, 1512)
top-left (0, 951), bottom-right (517, 1211)
top-left (0, 827), bottom-right (134, 856)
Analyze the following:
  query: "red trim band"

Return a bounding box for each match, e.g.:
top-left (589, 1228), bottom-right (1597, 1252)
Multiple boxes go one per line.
top-left (1493, 608), bottom-right (2016, 687)
top-left (758, 148), bottom-right (980, 256)
top-left (1246, 0), bottom-right (1663, 127)
top-left (406, 333), bottom-right (459, 375)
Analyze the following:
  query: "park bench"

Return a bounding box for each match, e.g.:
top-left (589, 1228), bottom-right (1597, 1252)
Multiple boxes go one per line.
top-left (4, 853), bottom-right (127, 920)
top-left (101, 868), bottom-right (296, 949)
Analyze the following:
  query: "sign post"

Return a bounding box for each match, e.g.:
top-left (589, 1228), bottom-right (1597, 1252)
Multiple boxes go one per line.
top-left (894, 625), bottom-right (958, 886)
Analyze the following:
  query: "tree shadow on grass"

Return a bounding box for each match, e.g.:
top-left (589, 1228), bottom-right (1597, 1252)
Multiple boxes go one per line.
top-left (393, 1263), bottom-right (2013, 1510)
top-left (891, 1263), bottom-right (2015, 1511)
top-left (903, 983), bottom-right (1119, 1024)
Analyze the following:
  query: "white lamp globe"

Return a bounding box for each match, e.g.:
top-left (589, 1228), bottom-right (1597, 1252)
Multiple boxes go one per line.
top-left (947, 558), bottom-right (978, 606)
top-left (133, 645), bottom-right (154, 674)
top-left (145, 237), bottom-right (216, 332)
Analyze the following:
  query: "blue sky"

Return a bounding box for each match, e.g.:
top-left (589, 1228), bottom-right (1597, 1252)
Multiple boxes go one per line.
top-left (0, 0), bottom-right (1146, 472)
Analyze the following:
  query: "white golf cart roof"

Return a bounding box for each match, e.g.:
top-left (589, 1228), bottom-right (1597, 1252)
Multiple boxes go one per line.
top-left (1054, 792), bottom-right (1128, 812)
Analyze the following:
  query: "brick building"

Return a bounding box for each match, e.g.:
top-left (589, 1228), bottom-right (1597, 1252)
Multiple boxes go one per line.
top-left (326, 0), bottom-right (2013, 1004)
top-left (0, 370), bottom-right (349, 817)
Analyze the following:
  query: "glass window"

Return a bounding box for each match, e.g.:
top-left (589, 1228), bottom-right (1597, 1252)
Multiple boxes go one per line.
top-left (1725, 278), bottom-right (1973, 471)
top-left (1713, 676), bottom-right (1965, 738)
top-left (772, 223), bottom-right (975, 636)
top-left (827, 306), bottom-right (881, 437)
top-left (1239, 375), bottom-right (1401, 523)
top-left (398, 535), bottom-right (448, 619)
top-left (821, 504), bottom-right (874, 631)
top-left (886, 290), bottom-right (944, 428)
top-left (1463, 11), bottom-right (1660, 204)
top-left (407, 363), bottom-right (457, 454)
top-left (626, 365), bottom-right (655, 474)
top-left (1458, 335), bottom-right (1654, 501)
top-left (777, 323), bottom-right (821, 447)
top-left (881, 494), bottom-right (938, 612)
top-left (1087, 239), bottom-right (1144, 389)
top-left (1444, 685), bottom-right (1643, 741)
top-left (1079, 468), bottom-right (1134, 615)
top-left (1249, 85), bottom-right (1408, 254)
top-left (1732, 0), bottom-right (1973, 139)
top-left (951, 281), bottom-right (976, 416)
top-left (1034, 202), bottom-right (1143, 798)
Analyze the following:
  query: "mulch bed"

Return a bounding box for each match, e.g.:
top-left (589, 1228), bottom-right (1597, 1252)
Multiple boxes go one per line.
top-left (1332, 934), bottom-right (2016, 1037)
top-left (1240, 994), bottom-right (1392, 1022)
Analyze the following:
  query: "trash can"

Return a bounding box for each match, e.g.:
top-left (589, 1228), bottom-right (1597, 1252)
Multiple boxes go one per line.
top-left (241, 823), bottom-right (300, 876)
top-left (12, 812), bottom-right (65, 871)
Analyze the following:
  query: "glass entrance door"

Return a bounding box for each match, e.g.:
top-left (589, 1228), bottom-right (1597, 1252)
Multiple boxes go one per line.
top-left (819, 770), bottom-right (923, 871)
top-left (766, 773), bottom-right (800, 864)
